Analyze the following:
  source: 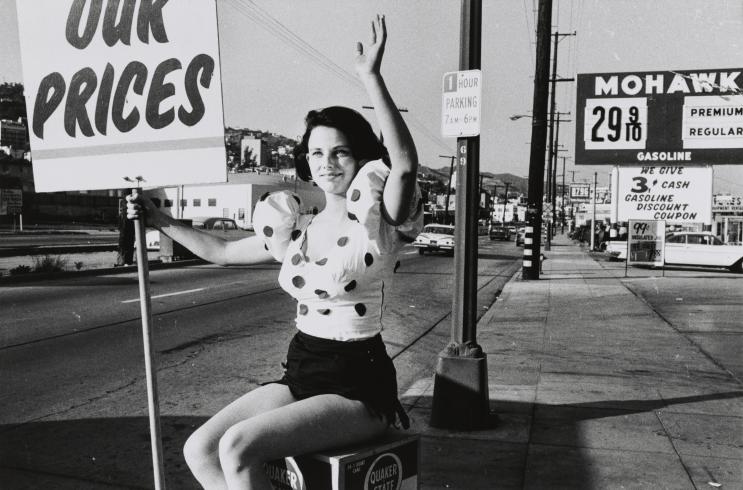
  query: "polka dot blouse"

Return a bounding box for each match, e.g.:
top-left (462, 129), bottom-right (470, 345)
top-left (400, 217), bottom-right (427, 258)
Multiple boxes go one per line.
top-left (253, 160), bottom-right (424, 341)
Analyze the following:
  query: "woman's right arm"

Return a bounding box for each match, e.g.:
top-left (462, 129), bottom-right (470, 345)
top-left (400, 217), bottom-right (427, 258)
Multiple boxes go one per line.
top-left (127, 192), bottom-right (275, 266)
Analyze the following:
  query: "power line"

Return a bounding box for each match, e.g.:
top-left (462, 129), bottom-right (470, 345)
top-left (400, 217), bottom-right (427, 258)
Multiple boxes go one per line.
top-left (225, 0), bottom-right (454, 156)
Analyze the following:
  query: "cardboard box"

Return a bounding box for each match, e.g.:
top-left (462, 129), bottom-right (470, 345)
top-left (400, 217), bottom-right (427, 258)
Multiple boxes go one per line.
top-left (265, 431), bottom-right (419, 490)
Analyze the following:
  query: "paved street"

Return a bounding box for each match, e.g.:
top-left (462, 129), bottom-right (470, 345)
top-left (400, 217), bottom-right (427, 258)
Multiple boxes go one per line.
top-left (0, 237), bottom-right (521, 488)
top-left (2, 234), bottom-right (742, 488)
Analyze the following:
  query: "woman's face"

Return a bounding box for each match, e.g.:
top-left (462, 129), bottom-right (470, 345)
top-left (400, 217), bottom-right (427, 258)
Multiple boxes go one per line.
top-left (306, 126), bottom-right (360, 195)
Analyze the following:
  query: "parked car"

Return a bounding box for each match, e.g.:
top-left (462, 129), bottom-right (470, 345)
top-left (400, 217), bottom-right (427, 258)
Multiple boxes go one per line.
top-left (665, 232), bottom-right (743, 272)
top-left (515, 227), bottom-right (526, 247)
top-left (605, 232), bottom-right (743, 272)
top-left (489, 224), bottom-right (511, 241)
top-left (146, 217), bottom-right (252, 251)
top-left (413, 224), bottom-right (455, 255)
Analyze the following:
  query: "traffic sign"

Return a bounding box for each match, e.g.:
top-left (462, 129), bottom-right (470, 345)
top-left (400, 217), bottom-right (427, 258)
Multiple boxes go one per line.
top-left (441, 70), bottom-right (482, 138)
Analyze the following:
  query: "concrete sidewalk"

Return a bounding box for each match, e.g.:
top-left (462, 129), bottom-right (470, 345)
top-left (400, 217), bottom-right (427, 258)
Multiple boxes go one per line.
top-left (403, 234), bottom-right (743, 489)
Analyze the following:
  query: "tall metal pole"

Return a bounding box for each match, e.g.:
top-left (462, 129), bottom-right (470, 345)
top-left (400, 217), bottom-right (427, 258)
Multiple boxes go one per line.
top-left (431, 0), bottom-right (489, 430)
top-left (522, 0), bottom-right (552, 280)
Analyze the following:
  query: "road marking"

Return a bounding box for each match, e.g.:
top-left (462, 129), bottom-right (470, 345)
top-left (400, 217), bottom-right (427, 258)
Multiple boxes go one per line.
top-left (122, 288), bottom-right (205, 304)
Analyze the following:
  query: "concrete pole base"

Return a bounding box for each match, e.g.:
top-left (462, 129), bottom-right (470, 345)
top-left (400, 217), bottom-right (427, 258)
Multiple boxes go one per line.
top-left (429, 352), bottom-right (494, 430)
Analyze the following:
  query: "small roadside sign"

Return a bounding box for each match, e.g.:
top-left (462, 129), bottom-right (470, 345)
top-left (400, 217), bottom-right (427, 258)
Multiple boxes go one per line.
top-left (627, 219), bottom-right (665, 268)
top-left (441, 70), bottom-right (482, 138)
top-left (0, 188), bottom-right (22, 215)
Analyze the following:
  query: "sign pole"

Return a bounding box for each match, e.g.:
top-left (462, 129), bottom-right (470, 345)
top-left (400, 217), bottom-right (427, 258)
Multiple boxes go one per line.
top-left (430, 0), bottom-right (490, 431)
top-left (132, 187), bottom-right (167, 490)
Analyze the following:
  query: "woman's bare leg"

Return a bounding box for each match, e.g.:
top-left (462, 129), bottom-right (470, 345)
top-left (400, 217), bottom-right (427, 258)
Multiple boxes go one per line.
top-left (183, 383), bottom-right (296, 489)
top-left (218, 394), bottom-right (388, 490)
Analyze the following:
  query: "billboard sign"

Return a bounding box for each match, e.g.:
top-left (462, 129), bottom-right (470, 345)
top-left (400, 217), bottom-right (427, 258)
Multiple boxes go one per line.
top-left (441, 70), bottom-right (481, 138)
top-left (712, 195), bottom-right (743, 213)
top-left (627, 219), bottom-right (665, 267)
top-left (616, 165), bottom-right (712, 223)
top-left (576, 68), bottom-right (743, 165)
top-left (16, 0), bottom-right (227, 192)
top-left (570, 183), bottom-right (591, 201)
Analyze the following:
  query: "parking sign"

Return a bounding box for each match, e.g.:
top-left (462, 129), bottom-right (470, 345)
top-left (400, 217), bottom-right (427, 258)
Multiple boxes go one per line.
top-left (441, 70), bottom-right (482, 138)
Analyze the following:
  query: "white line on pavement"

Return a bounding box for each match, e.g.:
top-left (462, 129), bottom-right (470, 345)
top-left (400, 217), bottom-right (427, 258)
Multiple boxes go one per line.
top-left (121, 288), bottom-right (205, 304)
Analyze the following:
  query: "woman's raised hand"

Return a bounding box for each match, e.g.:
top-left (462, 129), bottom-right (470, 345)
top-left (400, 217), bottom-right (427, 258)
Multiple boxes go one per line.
top-left (354, 14), bottom-right (386, 78)
top-left (126, 190), bottom-right (155, 221)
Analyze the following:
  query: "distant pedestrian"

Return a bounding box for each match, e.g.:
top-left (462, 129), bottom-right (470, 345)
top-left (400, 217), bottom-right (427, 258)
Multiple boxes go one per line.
top-left (128, 15), bottom-right (422, 489)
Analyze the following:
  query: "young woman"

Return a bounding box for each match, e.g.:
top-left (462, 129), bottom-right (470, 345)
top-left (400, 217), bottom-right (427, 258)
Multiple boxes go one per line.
top-left (128, 15), bottom-right (421, 490)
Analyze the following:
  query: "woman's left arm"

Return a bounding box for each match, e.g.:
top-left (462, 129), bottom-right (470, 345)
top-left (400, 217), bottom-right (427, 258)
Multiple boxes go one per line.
top-left (355, 15), bottom-right (418, 225)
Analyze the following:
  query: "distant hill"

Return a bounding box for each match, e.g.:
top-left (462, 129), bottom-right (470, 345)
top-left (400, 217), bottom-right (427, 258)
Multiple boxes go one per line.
top-left (420, 164), bottom-right (528, 195)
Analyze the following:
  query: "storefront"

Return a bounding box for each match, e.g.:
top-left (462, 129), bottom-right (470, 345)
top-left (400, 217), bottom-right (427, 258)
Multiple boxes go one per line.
top-left (712, 196), bottom-right (743, 244)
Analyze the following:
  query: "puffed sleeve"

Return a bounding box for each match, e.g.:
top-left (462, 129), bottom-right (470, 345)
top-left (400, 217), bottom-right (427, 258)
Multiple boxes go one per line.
top-left (346, 160), bottom-right (424, 254)
top-left (253, 191), bottom-right (302, 262)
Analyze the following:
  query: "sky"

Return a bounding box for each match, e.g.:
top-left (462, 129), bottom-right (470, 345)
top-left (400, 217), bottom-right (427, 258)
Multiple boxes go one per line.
top-left (2, 0), bottom-right (742, 194)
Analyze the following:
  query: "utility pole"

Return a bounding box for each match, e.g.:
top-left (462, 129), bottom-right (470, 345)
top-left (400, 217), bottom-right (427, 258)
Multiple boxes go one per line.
top-left (501, 181), bottom-right (510, 223)
top-left (439, 155), bottom-right (456, 224)
top-left (431, 0), bottom-right (489, 431)
top-left (590, 171), bottom-right (597, 251)
top-left (522, 0), bottom-right (552, 280)
top-left (545, 29), bottom-right (575, 250)
top-left (561, 156), bottom-right (566, 234)
top-left (551, 116), bottom-right (570, 235)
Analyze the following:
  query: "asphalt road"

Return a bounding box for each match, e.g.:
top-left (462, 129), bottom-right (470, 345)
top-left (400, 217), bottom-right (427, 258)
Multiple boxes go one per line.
top-left (1, 238), bottom-right (523, 427)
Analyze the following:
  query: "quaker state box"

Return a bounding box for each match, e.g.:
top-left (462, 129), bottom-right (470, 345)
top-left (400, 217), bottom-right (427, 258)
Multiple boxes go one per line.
top-left (265, 431), bottom-right (419, 490)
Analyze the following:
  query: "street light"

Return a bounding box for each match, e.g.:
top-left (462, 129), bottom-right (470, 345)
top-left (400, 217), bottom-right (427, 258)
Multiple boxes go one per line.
top-left (509, 114), bottom-right (532, 121)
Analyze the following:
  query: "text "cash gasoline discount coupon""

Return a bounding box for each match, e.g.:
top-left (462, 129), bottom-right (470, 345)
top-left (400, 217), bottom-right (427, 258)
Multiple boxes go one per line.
top-left (16, 0), bottom-right (227, 192)
top-left (575, 68), bottom-right (743, 166)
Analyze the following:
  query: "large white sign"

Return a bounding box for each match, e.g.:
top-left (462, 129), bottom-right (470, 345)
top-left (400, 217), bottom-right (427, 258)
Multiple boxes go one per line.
top-left (441, 70), bottom-right (481, 138)
top-left (616, 165), bottom-right (712, 223)
top-left (16, 0), bottom-right (227, 192)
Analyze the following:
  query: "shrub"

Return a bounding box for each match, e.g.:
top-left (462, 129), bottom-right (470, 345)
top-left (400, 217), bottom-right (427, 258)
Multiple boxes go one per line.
top-left (32, 255), bottom-right (68, 273)
top-left (10, 264), bottom-right (32, 275)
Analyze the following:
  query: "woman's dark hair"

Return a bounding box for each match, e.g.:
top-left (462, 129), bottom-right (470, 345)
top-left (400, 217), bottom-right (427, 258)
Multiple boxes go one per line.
top-left (293, 106), bottom-right (389, 181)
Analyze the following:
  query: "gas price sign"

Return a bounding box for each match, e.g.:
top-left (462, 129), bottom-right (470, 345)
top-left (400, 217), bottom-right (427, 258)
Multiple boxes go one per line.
top-left (576, 68), bottom-right (743, 165)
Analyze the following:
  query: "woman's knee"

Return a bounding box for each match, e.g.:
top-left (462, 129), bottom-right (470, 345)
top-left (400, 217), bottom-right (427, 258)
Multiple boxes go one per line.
top-left (218, 422), bottom-right (266, 473)
top-left (183, 425), bottom-right (220, 470)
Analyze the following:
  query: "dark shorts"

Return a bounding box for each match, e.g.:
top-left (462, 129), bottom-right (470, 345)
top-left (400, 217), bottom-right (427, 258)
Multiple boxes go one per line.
top-left (269, 330), bottom-right (408, 429)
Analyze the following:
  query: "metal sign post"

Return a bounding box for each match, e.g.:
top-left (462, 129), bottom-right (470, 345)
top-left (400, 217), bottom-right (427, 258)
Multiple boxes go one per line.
top-left (430, 0), bottom-right (490, 431)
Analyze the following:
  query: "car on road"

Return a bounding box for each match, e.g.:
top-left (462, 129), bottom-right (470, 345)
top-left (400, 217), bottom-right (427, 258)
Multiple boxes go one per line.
top-left (146, 217), bottom-right (252, 251)
top-left (606, 231), bottom-right (743, 272)
top-left (489, 224), bottom-right (511, 241)
top-left (413, 224), bottom-right (455, 255)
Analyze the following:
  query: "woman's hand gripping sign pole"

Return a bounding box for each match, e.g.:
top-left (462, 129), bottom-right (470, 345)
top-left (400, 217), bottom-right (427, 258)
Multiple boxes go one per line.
top-left (125, 177), bottom-right (166, 490)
